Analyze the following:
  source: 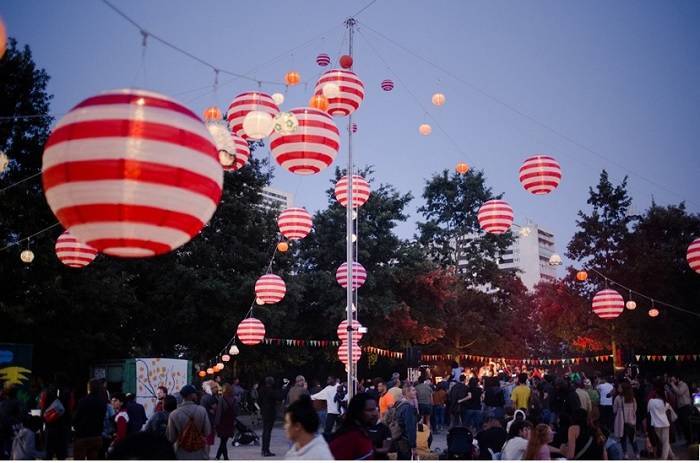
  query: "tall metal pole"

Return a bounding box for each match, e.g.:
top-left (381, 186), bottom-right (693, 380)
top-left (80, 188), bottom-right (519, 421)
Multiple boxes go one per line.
top-left (345, 17), bottom-right (356, 399)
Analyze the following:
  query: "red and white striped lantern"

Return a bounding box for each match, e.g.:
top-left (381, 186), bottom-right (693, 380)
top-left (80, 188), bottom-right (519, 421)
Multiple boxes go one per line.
top-left (316, 53), bottom-right (330, 67)
top-left (477, 200), bottom-right (514, 234)
top-left (269, 107), bottom-right (340, 175)
top-left (42, 89), bottom-right (223, 258)
top-left (237, 317), bottom-right (265, 345)
top-left (226, 92), bottom-right (279, 140)
top-left (687, 238), bottom-right (700, 274)
top-left (338, 342), bottom-right (362, 364)
top-left (351, 123), bottom-right (357, 133)
top-left (55, 230), bottom-right (98, 268)
top-left (381, 79), bottom-right (394, 91)
top-left (334, 175), bottom-right (371, 208)
top-left (313, 69), bottom-right (365, 117)
top-left (224, 133), bottom-right (250, 172)
top-left (337, 319), bottom-right (364, 343)
top-left (519, 155), bottom-right (562, 195)
top-left (592, 289), bottom-right (625, 320)
top-left (277, 207), bottom-right (313, 240)
top-left (336, 261), bottom-right (367, 289)
top-left (255, 274), bottom-right (286, 304)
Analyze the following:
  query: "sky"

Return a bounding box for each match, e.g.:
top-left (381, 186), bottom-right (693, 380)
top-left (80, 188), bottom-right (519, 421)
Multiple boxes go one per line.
top-left (3, 0), bottom-right (700, 263)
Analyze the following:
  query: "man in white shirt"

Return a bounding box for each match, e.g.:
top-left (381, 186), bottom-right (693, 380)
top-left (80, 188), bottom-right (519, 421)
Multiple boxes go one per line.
top-left (597, 377), bottom-right (614, 431)
top-left (310, 377), bottom-right (346, 436)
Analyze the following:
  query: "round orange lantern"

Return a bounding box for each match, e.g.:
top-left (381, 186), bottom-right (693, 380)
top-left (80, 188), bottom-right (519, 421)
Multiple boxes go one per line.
top-left (285, 71), bottom-right (301, 86)
top-left (576, 271), bottom-right (588, 281)
top-left (455, 162), bottom-right (469, 175)
top-left (309, 95), bottom-right (329, 111)
top-left (198, 370), bottom-right (206, 378)
top-left (648, 307), bottom-right (660, 318)
top-left (0, 18), bottom-right (6, 59)
top-left (277, 242), bottom-right (289, 253)
top-left (339, 55), bottom-right (353, 69)
top-left (203, 106), bottom-right (222, 121)
top-left (419, 124), bottom-right (432, 136)
top-left (206, 367), bottom-right (214, 375)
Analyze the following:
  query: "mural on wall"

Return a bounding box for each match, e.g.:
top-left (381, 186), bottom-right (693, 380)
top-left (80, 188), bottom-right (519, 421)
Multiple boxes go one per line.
top-left (135, 358), bottom-right (188, 416)
top-left (0, 344), bottom-right (33, 389)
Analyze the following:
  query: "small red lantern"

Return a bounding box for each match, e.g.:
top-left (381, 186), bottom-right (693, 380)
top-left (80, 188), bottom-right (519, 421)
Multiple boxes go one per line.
top-left (339, 55), bottom-right (353, 69)
top-left (576, 271), bottom-right (588, 281)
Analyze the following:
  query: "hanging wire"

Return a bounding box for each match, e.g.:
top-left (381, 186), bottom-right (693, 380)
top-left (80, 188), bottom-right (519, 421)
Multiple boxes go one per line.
top-left (0, 222), bottom-right (61, 253)
top-left (0, 171), bottom-right (42, 193)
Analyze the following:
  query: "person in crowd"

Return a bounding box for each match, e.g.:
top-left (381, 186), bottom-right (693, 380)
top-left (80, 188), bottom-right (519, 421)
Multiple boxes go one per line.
top-left (232, 378), bottom-right (246, 406)
top-left (368, 410), bottom-right (392, 460)
top-left (484, 376), bottom-right (505, 421)
top-left (73, 379), bottom-right (107, 460)
top-left (41, 382), bottom-right (72, 460)
top-left (431, 381), bottom-right (448, 433)
top-left (507, 408), bottom-right (527, 433)
top-left (124, 393), bottom-right (147, 435)
top-left (584, 378), bottom-right (600, 423)
top-left (415, 377), bottom-right (433, 426)
top-left (528, 377), bottom-right (544, 425)
top-left (540, 375), bottom-right (555, 425)
top-left (387, 374), bottom-right (403, 402)
top-left (201, 381), bottom-right (220, 451)
top-left (143, 394), bottom-right (176, 438)
top-left (613, 381), bottom-right (638, 458)
top-left (329, 392), bottom-right (376, 459)
top-left (310, 377), bottom-right (343, 437)
top-left (523, 423), bottom-right (555, 460)
top-left (166, 384), bottom-right (211, 460)
top-left (376, 379), bottom-right (395, 420)
top-left (602, 426), bottom-right (623, 460)
top-left (511, 373), bottom-right (531, 412)
top-left (647, 379), bottom-right (676, 460)
top-left (364, 379), bottom-right (379, 401)
top-left (107, 431), bottom-right (177, 459)
top-left (283, 395), bottom-right (334, 460)
top-left (258, 376), bottom-right (285, 457)
top-left (451, 361), bottom-right (464, 383)
top-left (308, 379), bottom-right (327, 431)
top-left (448, 374), bottom-right (468, 427)
top-left (287, 375), bottom-right (309, 406)
top-left (501, 419), bottom-right (533, 460)
top-left (154, 386), bottom-right (168, 413)
top-left (476, 415), bottom-right (508, 459)
top-left (213, 383), bottom-right (237, 460)
top-left (109, 393), bottom-right (129, 453)
top-left (669, 375), bottom-right (692, 443)
top-left (394, 384), bottom-right (419, 460)
top-left (563, 408), bottom-right (606, 460)
top-left (0, 386), bottom-right (22, 460)
top-left (11, 413), bottom-right (43, 460)
top-left (597, 376), bottom-right (615, 431)
top-left (575, 381), bottom-right (592, 415)
top-left (459, 376), bottom-right (483, 433)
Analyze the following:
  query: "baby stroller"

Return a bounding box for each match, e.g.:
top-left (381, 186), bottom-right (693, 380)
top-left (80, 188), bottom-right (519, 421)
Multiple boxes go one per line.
top-left (232, 419), bottom-right (260, 447)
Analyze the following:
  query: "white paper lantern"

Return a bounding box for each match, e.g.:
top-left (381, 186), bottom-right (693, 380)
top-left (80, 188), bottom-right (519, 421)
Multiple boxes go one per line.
top-left (548, 254), bottom-right (562, 266)
top-left (271, 93), bottom-right (285, 106)
top-left (221, 354), bottom-right (231, 362)
top-left (256, 297), bottom-right (265, 305)
top-left (273, 112), bottom-right (299, 135)
top-left (242, 110), bottom-right (274, 139)
top-left (229, 345), bottom-right (240, 356)
top-left (625, 300), bottom-right (637, 310)
top-left (20, 249), bottom-right (34, 263)
top-left (322, 83), bottom-right (341, 99)
top-left (432, 93), bottom-right (446, 106)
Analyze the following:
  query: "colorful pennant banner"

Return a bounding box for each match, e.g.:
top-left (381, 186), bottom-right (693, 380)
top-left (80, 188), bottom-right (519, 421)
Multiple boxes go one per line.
top-left (263, 337), bottom-right (340, 347)
top-left (634, 354), bottom-right (700, 362)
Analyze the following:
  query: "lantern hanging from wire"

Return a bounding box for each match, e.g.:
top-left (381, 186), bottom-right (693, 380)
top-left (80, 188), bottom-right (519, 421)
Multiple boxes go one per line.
top-left (519, 155), bottom-right (562, 195)
top-left (229, 345), bottom-right (240, 356)
top-left (686, 238), bottom-right (700, 274)
top-left (271, 93), bottom-right (285, 106)
top-left (648, 307), bottom-right (660, 318)
top-left (309, 95), bottom-right (329, 112)
top-left (381, 79), bottom-right (394, 91)
top-left (55, 230), bottom-right (98, 268)
top-left (432, 93), bottom-right (446, 106)
top-left (236, 317), bottom-right (266, 346)
top-left (351, 123), bottom-right (358, 133)
top-left (277, 242), bottom-right (289, 253)
top-left (592, 289), bottom-right (624, 320)
top-left (221, 354), bottom-right (231, 362)
top-left (255, 274), bottom-right (286, 304)
top-left (322, 83), bottom-right (340, 99)
top-left (548, 254), bottom-right (562, 266)
top-left (338, 342), bottom-right (362, 364)
top-left (339, 55), bottom-right (353, 69)
top-left (242, 110), bottom-right (274, 140)
top-left (336, 261), bottom-right (367, 289)
top-left (337, 319), bottom-right (364, 343)
top-left (20, 249), bottom-right (34, 264)
top-left (285, 71), bottom-right (301, 86)
top-left (277, 207), bottom-right (312, 240)
top-left (455, 162), bottom-right (469, 175)
top-left (313, 69), bottom-right (365, 117)
top-left (206, 367), bottom-right (214, 375)
top-left (272, 112), bottom-right (299, 135)
top-left (42, 88), bottom-right (223, 258)
top-left (477, 200), bottom-right (514, 234)
top-left (335, 175), bottom-right (371, 208)
top-left (227, 91), bottom-right (280, 140)
top-left (576, 271), bottom-right (588, 282)
top-left (316, 53), bottom-right (331, 66)
top-left (198, 371), bottom-right (206, 378)
top-left (625, 291), bottom-right (637, 310)
top-left (419, 124), bottom-right (432, 136)
top-left (203, 106), bottom-right (222, 121)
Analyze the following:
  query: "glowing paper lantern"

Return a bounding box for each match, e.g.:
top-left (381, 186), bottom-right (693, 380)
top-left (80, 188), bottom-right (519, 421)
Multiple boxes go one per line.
top-left (338, 342), bottom-right (362, 364)
top-left (625, 300), bottom-right (637, 310)
top-left (216, 362), bottom-right (224, 370)
top-left (55, 230), bottom-right (98, 268)
top-left (592, 289), bottom-right (624, 320)
top-left (272, 112), bottom-right (299, 136)
top-left (237, 317), bottom-right (265, 345)
top-left (339, 55), bottom-right (353, 69)
top-left (42, 88), bottom-right (223, 258)
top-left (313, 69), bottom-right (365, 117)
top-left (20, 249), bottom-right (34, 263)
top-left (226, 133), bottom-right (250, 171)
top-left (351, 123), bottom-right (357, 133)
top-left (206, 368), bottom-right (214, 375)
top-left (0, 151), bottom-right (9, 173)
top-left (316, 53), bottom-right (331, 66)
top-left (519, 155), bottom-right (562, 195)
top-left (432, 93), bottom-right (446, 106)
top-left (229, 345), bottom-right (240, 355)
top-left (334, 175), bottom-right (371, 208)
top-left (285, 71), bottom-right (301, 86)
top-left (576, 271), bottom-right (588, 282)
top-left (0, 18), bottom-right (6, 59)
top-left (221, 354), bottom-right (231, 362)
top-left (271, 92), bottom-right (285, 106)
top-left (278, 207), bottom-right (312, 240)
top-left (277, 242), bottom-right (289, 253)
top-left (336, 261), bottom-right (367, 289)
top-left (309, 95), bottom-right (329, 112)
top-left (270, 107), bottom-right (340, 175)
top-left (322, 83), bottom-right (340, 99)
top-left (477, 200), bottom-right (514, 234)
top-left (455, 162), bottom-right (469, 175)
top-left (198, 371), bottom-right (206, 378)
top-left (648, 307), bottom-right (660, 318)
top-left (242, 110), bottom-right (274, 140)
top-left (207, 121), bottom-right (249, 171)
top-left (686, 238), bottom-right (700, 274)
top-left (419, 124), bottom-right (432, 136)
top-left (548, 254), bottom-right (562, 266)
top-left (337, 319), bottom-right (364, 343)
top-left (203, 106), bottom-right (222, 121)
top-left (255, 274), bottom-right (286, 304)
top-left (227, 92), bottom-right (279, 140)
top-left (381, 79), bottom-right (394, 91)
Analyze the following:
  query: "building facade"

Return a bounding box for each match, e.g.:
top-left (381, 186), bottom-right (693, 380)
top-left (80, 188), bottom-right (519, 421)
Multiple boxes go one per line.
top-left (261, 187), bottom-right (294, 212)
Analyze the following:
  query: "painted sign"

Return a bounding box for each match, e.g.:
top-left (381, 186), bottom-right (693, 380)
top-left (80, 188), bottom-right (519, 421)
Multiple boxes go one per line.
top-left (0, 343), bottom-right (32, 389)
top-left (134, 358), bottom-right (188, 416)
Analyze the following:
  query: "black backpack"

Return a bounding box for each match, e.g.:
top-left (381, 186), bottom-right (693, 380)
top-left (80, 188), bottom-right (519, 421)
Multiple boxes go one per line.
top-left (446, 426), bottom-right (474, 460)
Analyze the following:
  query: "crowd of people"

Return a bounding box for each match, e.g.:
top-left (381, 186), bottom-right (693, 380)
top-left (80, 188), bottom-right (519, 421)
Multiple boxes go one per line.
top-left (0, 365), bottom-right (698, 460)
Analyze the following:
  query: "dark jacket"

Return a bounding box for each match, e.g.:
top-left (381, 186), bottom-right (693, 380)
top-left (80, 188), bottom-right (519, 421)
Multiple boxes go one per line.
top-left (397, 400), bottom-right (418, 448)
top-left (73, 393), bottom-right (106, 438)
top-left (125, 400), bottom-right (147, 435)
top-left (257, 385), bottom-right (284, 419)
top-left (448, 382), bottom-right (468, 413)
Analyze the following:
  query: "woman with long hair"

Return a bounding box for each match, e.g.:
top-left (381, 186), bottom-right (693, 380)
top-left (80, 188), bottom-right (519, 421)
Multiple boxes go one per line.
top-left (523, 423), bottom-right (555, 460)
top-left (564, 408), bottom-right (606, 460)
top-left (613, 382), bottom-right (639, 458)
top-left (214, 383), bottom-right (237, 460)
top-left (328, 392), bottom-right (377, 460)
top-left (647, 380), bottom-right (676, 460)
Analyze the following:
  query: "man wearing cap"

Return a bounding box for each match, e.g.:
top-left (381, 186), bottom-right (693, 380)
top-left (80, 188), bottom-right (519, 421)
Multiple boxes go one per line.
top-left (167, 385), bottom-right (211, 460)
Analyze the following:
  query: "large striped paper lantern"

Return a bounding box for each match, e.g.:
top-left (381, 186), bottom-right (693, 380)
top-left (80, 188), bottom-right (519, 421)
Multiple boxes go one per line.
top-left (592, 289), bottom-right (625, 320)
top-left (42, 88), bottom-right (223, 258)
top-left (687, 238), bottom-right (700, 274)
top-left (55, 230), bottom-right (98, 268)
top-left (338, 342), bottom-right (362, 364)
top-left (334, 175), bottom-right (371, 208)
top-left (226, 92), bottom-right (279, 140)
top-left (277, 207), bottom-right (312, 240)
top-left (226, 133), bottom-right (250, 171)
top-left (316, 53), bottom-right (330, 67)
top-left (269, 107), bottom-right (340, 175)
top-left (237, 317), bottom-right (265, 346)
top-left (519, 155), bottom-right (562, 195)
top-left (313, 69), bottom-right (365, 117)
top-left (477, 200), bottom-right (514, 235)
top-left (337, 319), bottom-right (364, 343)
top-left (336, 261), bottom-right (367, 289)
top-left (255, 274), bottom-right (286, 304)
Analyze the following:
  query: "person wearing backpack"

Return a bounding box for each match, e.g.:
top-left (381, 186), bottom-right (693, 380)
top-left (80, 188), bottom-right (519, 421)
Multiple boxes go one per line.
top-left (143, 395), bottom-right (177, 438)
top-left (387, 384), bottom-right (419, 460)
top-left (167, 384), bottom-right (211, 460)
